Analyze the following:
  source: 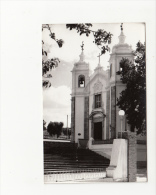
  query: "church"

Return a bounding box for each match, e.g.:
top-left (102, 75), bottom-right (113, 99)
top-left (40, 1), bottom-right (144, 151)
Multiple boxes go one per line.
top-left (71, 25), bottom-right (134, 147)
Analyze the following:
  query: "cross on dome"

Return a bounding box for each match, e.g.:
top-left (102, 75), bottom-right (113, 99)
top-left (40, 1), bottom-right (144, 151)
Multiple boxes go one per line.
top-left (97, 53), bottom-right (101, 65)
top-left (118, 23), bottom-right (126, 44)
top-left (120, 23), bottom-right (123, 31)
top-left (81, 41), bottom-right (84, 51)
top-left (79, 41), bottom-right (85, 62)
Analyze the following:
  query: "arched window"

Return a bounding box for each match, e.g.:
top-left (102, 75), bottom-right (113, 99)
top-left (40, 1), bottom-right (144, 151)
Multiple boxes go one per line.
top-left (78, 75), bottom-right (85, 88)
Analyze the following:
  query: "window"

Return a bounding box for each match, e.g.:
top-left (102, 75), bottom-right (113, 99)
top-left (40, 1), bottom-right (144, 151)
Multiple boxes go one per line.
top-left (78, 75), bottom-right (85, 88)
top-left (95, 94), bottom-right (101, 108)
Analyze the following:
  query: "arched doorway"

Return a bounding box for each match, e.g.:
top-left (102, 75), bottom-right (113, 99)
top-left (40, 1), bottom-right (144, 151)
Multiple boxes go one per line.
top-left (94, 122), bottom-right (102, 140)
top-left (89, 110), bottom-right (106, 140)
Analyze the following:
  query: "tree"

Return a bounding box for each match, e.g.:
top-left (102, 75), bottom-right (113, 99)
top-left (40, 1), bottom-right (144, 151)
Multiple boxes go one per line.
top-left (66, 24), bottom-right (112, 55)
top-left (47, 121), bottom-right (64, 138)
top-left (63, 128), bottom-right (71, 138)
top-left (42, 24), bottom-right (64, 88)
top-left (116, 41), bottom-right (146, 134)
top-left (43, 120), bottom-right (47, 131)
top-left (42, 24), bottom-right (113, 88)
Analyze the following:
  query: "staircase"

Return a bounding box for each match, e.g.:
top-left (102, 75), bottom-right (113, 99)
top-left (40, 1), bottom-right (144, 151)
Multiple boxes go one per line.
top-left (44, 141), bottom-right (110, 175)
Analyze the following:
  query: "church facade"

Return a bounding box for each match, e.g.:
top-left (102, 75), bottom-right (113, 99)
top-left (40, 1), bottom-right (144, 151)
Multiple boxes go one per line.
top-left (71, 27), bottom-right (134, 146)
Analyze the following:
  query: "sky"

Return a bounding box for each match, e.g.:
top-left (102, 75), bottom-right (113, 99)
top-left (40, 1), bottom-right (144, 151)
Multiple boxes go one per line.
top-left (42, 23), bottom-right (145, 127)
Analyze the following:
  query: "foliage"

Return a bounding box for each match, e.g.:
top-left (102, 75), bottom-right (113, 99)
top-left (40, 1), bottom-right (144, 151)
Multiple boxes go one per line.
top-left (66, 23), bottom-right (112, 55)
top-left (43, 120), bottom-right (47, 131)
top-left (42, 24), bottom-right (64, 88)
top-left (47, 121), bottom-right (64, 138)
top-left (62, 128), bottom-right (71, 138)
top-left (116, 41), bottom-right (146, 134)
top-left (42, 24), bottom-right (113, 88)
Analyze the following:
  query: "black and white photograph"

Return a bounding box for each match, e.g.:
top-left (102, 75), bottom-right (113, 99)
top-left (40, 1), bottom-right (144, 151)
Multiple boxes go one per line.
top-left (42, 23), bottom-right (147, 183)
top-left (1, 1), bottom-right (156, 195)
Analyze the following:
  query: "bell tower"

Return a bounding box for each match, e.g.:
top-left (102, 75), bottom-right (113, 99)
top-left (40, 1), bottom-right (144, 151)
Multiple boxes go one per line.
top-left (71, 42), bottom-right (89, 143)
top-left (108, 23), bottom-right (134, 139)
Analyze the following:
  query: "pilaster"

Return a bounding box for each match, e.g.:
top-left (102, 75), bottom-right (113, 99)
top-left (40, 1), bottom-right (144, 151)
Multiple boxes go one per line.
top-left (84, 96), bottom-right (89, 139)
top-left (71, 97), bottom-right (75, 142)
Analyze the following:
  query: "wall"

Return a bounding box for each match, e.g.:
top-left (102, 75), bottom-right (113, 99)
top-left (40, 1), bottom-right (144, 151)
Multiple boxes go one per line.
top-left (128, 132), bottom-right (137, 182)
top-left (137, 144), bottom-right (147, 161)
top-left (91, 142), bottom-right (147, 162)
top-left (44, 141), bottom-right (77, 153)
top-left (90, 144), bottom-right (113, 159)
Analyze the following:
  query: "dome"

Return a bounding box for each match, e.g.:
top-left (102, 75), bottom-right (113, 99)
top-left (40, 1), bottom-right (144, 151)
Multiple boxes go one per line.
top-left (74, 51), bottom-right (89, 67)
top-left (74, 42), bottom-right (89, 67)
top-left (112, 25), bottom-right (133, 54)
top-left (112, 43), bottom-right (132, 54)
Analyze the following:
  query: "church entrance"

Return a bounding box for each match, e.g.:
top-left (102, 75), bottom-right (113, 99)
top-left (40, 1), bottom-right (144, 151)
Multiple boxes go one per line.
top-left (94, 122), bottom-right (102, 140)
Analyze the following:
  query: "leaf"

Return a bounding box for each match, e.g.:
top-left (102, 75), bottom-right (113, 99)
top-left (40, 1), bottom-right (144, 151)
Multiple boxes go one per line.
top-left (116, 42), bottom-right (146, 134)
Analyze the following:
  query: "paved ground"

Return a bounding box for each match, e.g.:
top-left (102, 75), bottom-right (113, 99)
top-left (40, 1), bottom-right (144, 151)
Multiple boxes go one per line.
top-left (51, 168), bottom-right (147, 183)
top-left (136, 168), bottom-right (147, 182)
top-left (63, 177), bottom-right (147, 183)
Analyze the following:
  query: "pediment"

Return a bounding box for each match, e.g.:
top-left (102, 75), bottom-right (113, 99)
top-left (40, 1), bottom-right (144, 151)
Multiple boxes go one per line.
top-left (89, 109), bottom-right (106, 120)
top-left (93, 81), bottom-right (103, 93)
top-left (84, 73), bottom-right (107, 92)
top-left (93, 113), bottom-right (103, 118)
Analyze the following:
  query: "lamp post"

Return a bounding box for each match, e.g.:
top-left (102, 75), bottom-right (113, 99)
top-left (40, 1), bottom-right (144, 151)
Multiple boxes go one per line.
top-left (118, 110), bottom-right (125, 139)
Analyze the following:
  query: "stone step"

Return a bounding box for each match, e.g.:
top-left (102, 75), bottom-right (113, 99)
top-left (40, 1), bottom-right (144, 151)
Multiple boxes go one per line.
top-left (44, 148), bottom-right (110, 175)
top-left (45, 158), bottom-right (109, 161)
top-left (44, 166), bottom-right (108, 170)
top-left (44, 168), bottom-right (106, 173)
top-left (44, 164), bottom-right (109, 167)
